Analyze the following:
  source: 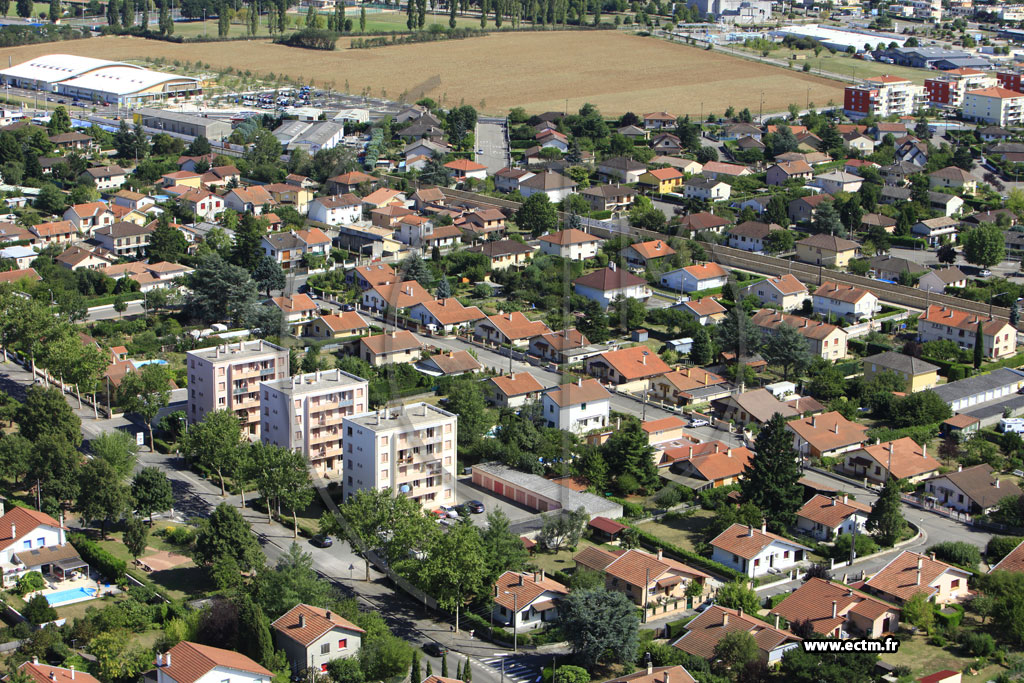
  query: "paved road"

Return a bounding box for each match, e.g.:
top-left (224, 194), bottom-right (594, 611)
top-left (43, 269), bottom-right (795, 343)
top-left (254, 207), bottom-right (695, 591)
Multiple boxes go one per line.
top-left (475, 118), bottom-right (510, 175)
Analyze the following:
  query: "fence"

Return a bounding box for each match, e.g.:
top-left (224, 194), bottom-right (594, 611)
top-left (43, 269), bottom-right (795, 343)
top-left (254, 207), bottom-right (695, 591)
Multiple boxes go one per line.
top-left (900, 492), bottom-right (972, 524)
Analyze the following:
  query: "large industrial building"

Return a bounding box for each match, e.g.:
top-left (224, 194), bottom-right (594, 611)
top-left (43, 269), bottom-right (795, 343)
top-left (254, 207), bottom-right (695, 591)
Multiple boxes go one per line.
top-left (0, 54), bottom-right (201, 107)
top-left (770, 24), bottom-right (905, 52)
top-left (135, 108), bottom-right (232, 141)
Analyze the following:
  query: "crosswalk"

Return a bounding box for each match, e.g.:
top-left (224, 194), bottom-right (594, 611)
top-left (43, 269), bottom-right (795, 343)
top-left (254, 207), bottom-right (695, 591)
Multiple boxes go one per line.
top-left (480, 655), bottom-right (541, 683)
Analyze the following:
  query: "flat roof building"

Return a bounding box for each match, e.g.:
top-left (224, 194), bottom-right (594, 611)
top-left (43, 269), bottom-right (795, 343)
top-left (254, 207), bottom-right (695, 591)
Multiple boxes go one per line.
top-left (135, 108), bottom-right (232, 141)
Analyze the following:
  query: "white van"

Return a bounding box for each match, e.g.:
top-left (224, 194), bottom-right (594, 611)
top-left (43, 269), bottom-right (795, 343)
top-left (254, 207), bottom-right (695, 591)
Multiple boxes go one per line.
top-left (1000, 417), bottom-right (1024, 434)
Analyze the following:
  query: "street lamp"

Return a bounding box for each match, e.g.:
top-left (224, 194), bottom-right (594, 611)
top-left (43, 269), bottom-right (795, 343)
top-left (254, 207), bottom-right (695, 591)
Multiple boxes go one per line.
top-left (502, 590), bottom-right (518, 652)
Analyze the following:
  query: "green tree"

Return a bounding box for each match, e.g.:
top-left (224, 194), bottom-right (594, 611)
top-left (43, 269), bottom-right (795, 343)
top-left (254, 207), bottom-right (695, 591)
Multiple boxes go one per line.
top-left (961, 223), bottom-right (1005, 268)
top-left (713, 630), bottom-right (758, 675)
top-left (609, 296), bottom-right (646, 331)
top-left (778, 639), bottom-right (878, 683)
top-left (978, 570), bottom-right (1024, 645)
top-left (28, 434), bottom-right (81, 509)
top-left (89, 430), bottom-right (137, 480)
top-left (330, 489), bottom-right (438, 569)
top-left (715, 580), bottom-right (760, 613)
top-left (89, 630), bottom-right (154, 683)
top-left (807, 362), bottom-right (846, 401)
top-left (398, 252), bottom-right (433, 287)
top-left (480, 508), bottom-right (529, 583)
top-left (558, 589), bottom-right (639, 670)
top-left (602, 419), bottom-right (658, 490)
top-left (22, 594), bottom-right (57, 625)
top-left (902, 591), bottom-right (935, 632)
top-left (866, 476), bottom-right (907, 546)
top-left (253, 255), bottom-right (286, 297)
top-left (359, 5), bottom-right (365, 30)
top-left (17, 385), bottom-right (81, 446)
top-left (131, 466), bottom-right (173, 525)
top-left (193, 502), bottom-right (264, 570)
top-left (147, 217), bottom-right (189, 263)
top-left (185, 252), bottom-right (259, 327)
top-left (553, 666), bottom-right (589, 683)
top-left (235, 593), bottom-right (275, 667)
top-left (34, 183), bottom-right (67, 216)
top-left (762, 323), bottom-right (813, 379)
top-left (117, 364), bottom-right (171, 450)
top-left (329, 658), bottom-right (364, 683)
top-left (76, 459), bottom-right (130, 538)
top-left (689, 326), bottom-right (714, 365)
top-left (716, 303), bottom-right (761, 375)
top-left (812, 200), bottom-right (842, 236)
top-left (47, 106), bottom-right (70, 135)
top-left (740, 412), bottom-right (802, 532)
top-left (444, 378), bottom-right (494, 447)
top-left (180, 409), bottom-right (243, 496)
top-left (122, 515), bottom-right (148, 560)
top-left (15, 0), bottom-right (32, 18)
top-left (517, 193), bottom-right (558, 237)
top-left (251, 542), bottom-right (334, 620)
top-left (974, 318), bottom-right (984, 369)
top-left (421, 520), bottom-right (486, 631)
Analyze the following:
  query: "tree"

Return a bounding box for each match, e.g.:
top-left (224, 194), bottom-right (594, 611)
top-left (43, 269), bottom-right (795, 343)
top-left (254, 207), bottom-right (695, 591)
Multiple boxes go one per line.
top-left (421, 520), bottom-right (486, 631)
top-left (185, 253), bottom-right (259, 326)
top-left (185, 135), bottom-right (211, 157)
top-left (22, 594), bottom-right (57, 625)
top-left (194, 502), bottom-right (264, 570)
top-left (559, 589), bottom-right (639, 670)
top-left (902, 591), bottom-right (934, 632)
top-left (713, 630), bottom-right (758, 674)
top-left (253, 255), bottom-right (286, 297)
top-left (235, 593), bottom-right (275, 667)
top-left (360, 634), bottom-right (414, 681)
top-left (538, 507), bottom-right (589, 551)
top-left (76, 459), bottom-right (129, 538)
top-left (359, 5), bottom-right (365, 30)
top-left (251, 542), bottom-right (333, 620)
top-left (47, 106), bottom-right (70, 135)
top-left (123, 515), bottom-right (148, 560)
top-left (762, 323), bottom-right (812, 379)
top-left (740, 413), bottom-right (802, 532)
top-left (444, 379), bottom-right (494, 447)
top-left (118, 364), bottom-right (171, 450)
top-left (15, 0), bottom-right (31, 17)
top-left (34, 183), bottom-right (67, 216)
top-left (180, 409), bottom-right (243, 496)
top-left (609, 296), bottom-right (646, 331)
top-left (812, 200), bottom-right (842, 236)
top-left (716, 303), bottom-right (761, 378)
top-left (89, 430), bottom-right (137, 480)
top-left (331, 489), bottom-right (438, 570)
top-left (132, 466), bottom-right (174, 525)
top-left (89, 630), bottom-right (154, 683)
top-left (974, 318), bottom-right (984, 369)
top-left (715, 580), bottom-right (760, 613)
top-left (778, 639), bottom-right (877, 683)
top-left (231, 213), bottom-right (269, 272)
top-left (0, 434), bottom-right (32, 485)
top-left (480, 508), bottom-right (529, 583)
top-left (866, 476), bottom-right (907, 547)
top-left (329, 658), bottom-right (364, 683)
top-left (278, 448), bottom-right (313, 538)
top-left (961, 223), bottom-right (1005, 268)
top-left (398, 252), bottom-right (432, 287)
top-left (147, 217), bottom-right (189, 263)
top-left (17, 385), bottom-right (81, 447)
top-left (435, 277), bottom-right (452, 299)
top-left (602, 419), bottom-right (658, 490)
top-left (517, 193), bottom-right (558, 238)
top-left (553, 666), bottom-right (588, 683)
top-left (978, 570), bottom-right (1024, 645)
top-left (690, 327), bottom-right (714, 365)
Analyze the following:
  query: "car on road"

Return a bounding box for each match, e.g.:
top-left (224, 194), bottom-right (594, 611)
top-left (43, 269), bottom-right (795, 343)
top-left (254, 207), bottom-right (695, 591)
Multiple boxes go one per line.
top-left (689, 418), bottom-right (709, 428)
top-left (310, 534), bottom-right (334, 548)
top-left (465, 500), bottom-right (485, 514)
top-left (340, 304), bottom-right (356, 312)
top-left (981, 269), bottom-right (993, 277)
top-left (423, 642), bottom-right (449, 657)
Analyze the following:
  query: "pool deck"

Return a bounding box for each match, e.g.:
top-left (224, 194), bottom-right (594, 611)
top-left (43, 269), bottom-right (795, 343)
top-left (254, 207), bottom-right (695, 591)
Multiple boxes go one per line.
top-left (29, 576), bottom-right (102, 607)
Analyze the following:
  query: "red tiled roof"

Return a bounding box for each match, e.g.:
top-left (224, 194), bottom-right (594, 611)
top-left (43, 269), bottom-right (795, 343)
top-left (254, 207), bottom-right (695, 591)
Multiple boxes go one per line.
top-left (573, 266), bottom-right (647, 291)
top-left (920, 304), bottom-right (1011, 336)
top-left (856, 437), bottom-right (942, 480)
top-left (796, 494), bottom-right (872, 529)
top-left (786, 411), bottom-right (868, 453)
top-left (17, 662), bottom-right (101, 683)
top-left (628, 240), bottom-right (675, 260)
top-left (493, 570), bottom-right (567, 611)
top-left (544, 378), bottom-right (610, 407)
top-left (479, 311), bottom-right (551, 341)
top-left (815, 280), bottom-right (873, 304)
top-left (591, 345), bottom-right (672, 381)
top-left (990, 539), bottom-right (1024, 573)
top-left (360, 330), bottom-right (422, 355)
top-left (0, 507), bottom-right (64, 552)
top-left (710, 523), bottom-right (809, 560)
top-left (968, 86), bottom-right (1024, 99)
top-left (865, 551), bottom-right (970, 603)
top-left (538, 228), bottom-right (602, 246)
top-left (270, 603), bottom-right (365, 647)
top-left (589, 516), bottom-right (626, 534)
top-left (770, 577), bottom-right (896, 636)
top-left (488, 372), bottom-right (544, 397)
top-left (158, 641), bottom-right (272, 683)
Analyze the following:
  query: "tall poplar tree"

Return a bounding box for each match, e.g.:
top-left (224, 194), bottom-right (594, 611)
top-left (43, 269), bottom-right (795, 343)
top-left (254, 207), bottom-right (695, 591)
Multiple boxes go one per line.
top-left (739, 412), bottom-right (802, 532)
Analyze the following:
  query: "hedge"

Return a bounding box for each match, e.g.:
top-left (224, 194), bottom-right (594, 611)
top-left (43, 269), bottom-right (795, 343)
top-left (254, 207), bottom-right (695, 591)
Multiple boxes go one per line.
top-left (919, 355), bottom-right (974, 380)
top-left (889, 236), bottom-right (928, 249)
top-left (608, 496), bottom-right (647, 518)
top-left (979, 351), bottom-right (1024, 374)
top-left (621, 521), bottom-right (746, 582)
top-left (69, 533), bottom-right (127, 581)
top-left (933, 603), bottom-right (964, 630)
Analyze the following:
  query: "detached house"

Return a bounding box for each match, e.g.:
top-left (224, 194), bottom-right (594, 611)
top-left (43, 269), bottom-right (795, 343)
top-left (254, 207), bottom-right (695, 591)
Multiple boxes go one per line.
top-left (788, 194), bottom-right (834, 224)
top-left (598, 157), bottom-right (647, 184)
top-left (649, 367), bottom-right (729, 406)
top-left (308, 194), bottom-right (362, 226)
top-left (444, 158), bottom-right (488, 182)
top-left (813, 171), bottom-right (864, 195)
top-left (154, 642), bottom-right (273, 683)
top-left (864, 551), bottom-right (971, 605)
top-left (638, 167), bottom-right (686, 193)
top-left (529, 329), bottom-right (595, 365)
top-left (710, 522), bottom-right (810, 578)
top-left (912, 216), bottom-right (959, 247)
top-left (494, 167), bottom-right (535, 193)
top-left (538, 229), bottom-right (602, 261)
top-left (795, 233), bottom-right (859, 268)
top-left (796, 494), bottom-right (872, 541)
top-left (541, 378), bottom-right (611, 433)
top-left (30, 220), bottom-right (76, 246)
top-left (492, 570), bottom-right (569, 632)
top-left (770, 578), bottom-right (899, 639)
top-left (643, 111), bottom-right (676, 130)
top-left (225, 186), bottom-right (276, 215)
top-left (743, 274), bottom-right (808, 311)
top-left (584, 345), bottom-right (672, 392)
top-left (713, 388), bottom-right (799, 428)
top-left (675, 297), bottom-right (727, 326)
top-left (359, 330), bottom-right (423, 367)
top-left (474, 312), bottom-right (551, 348)
top-left (622, 240), bottom-right (675, 269)
top-left (81, 164), bottom-right (126, 190)
top-left (918, 266), bottom-right (967, 294)
top-left (262, 228), bottom-right (331, 270)
top-left (918, 304), bottom-right (1017, 359)
top-left (362, 280), bottom-right (433, 313)
top-left (862, 351), bottom-right (940, 393)
top-left (727, 221), bottom-right (782, 253)
top-left (269, 293), bottom-right (318, 333)
top-left (580, 184), bottom-right (636, 214)
top-left (465, 240), bottom-right (533, 270)
top-left (842, 437), bottom-right (941, 484)
top-left (923, 463), bottom-right (1022, 514)
top-left (0, 505), bottom-right (77, 588)
top-left (94, 221), bottom-right (154, 257)
top-left (63, 202), bottom-right (113, 235)
top-left (308, 312), bottom-right (370, 340)
top-left (672, 605), bottom-right (800, 666)
top-left (573, 265), bottom-right (651, 308)
top-left (683, 177), bottom-right (730, 202)
top-left (348, 263), bottom-right (396, 290)
top-left (929, 166), bottom-right (978, 195)
top-left (271, 603), bottom-right (364, 675)
top-left (519, 171), bottom-right (577, 202)
top-left (574, 546), bottom-right (709, 617)
top-left (407, 298), bottom-right (485, 335)
top-left (786, 411), bottom-right (868, 460)
top-left (813, 281), bottom-right (880, 321)
top-left (660, 262), bottom-right (728, 293)
top-left (751, 310), bottom-right (848, 360)
top-left (664, 441), bottom-right (753, 488)
top-left (179, 189), bottom-right (225, 221)
top-left (485, 372), bottom-right (546, 409)
top-left (766, 160), bottom-right (814, 186)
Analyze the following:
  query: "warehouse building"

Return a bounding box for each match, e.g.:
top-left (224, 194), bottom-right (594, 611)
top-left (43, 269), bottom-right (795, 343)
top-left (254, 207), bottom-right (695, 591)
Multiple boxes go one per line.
top-left (0, 54), bottom-right (201, 106)
top-left (273, 120), bottom-right (346, 153)
top-left (134, 108), bottom-right (232, 141)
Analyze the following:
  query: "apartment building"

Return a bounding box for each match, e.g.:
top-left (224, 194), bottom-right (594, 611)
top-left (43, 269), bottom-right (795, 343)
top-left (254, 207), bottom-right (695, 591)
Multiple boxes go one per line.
top-left (341, 403), bottom-right (457, 508)
top-left (918, 304), bottom-right (1017, 359)
top-left (844, 76), bottom-right (925, 119)
top-left (260, 369), bottom-right (369, 479)
top-left (963, 87), bottom-right (1024, 126)
top-left (186, 340), bottom-right (290, 437)
top-left (925, 69), bottom-right (996, 107)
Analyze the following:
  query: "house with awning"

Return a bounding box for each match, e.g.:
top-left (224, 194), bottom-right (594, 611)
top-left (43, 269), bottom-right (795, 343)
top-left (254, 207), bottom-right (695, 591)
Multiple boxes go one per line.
top-left (0, 505), bottom-right (86, 588)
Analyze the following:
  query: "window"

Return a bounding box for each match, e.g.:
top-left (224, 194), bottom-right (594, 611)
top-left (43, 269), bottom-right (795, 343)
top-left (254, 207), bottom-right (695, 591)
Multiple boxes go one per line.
top-left (22, 540), bottom-right (30, 549)
top-left (783, 550), bottom-right (789, 559)
top-left (338, 639), bottom-right (347, 649)
top-left (753, 558), bottom-right (760, 567)
top-left (320, 643), bottom-right (331, 655)
top-left (951, 579), bottom-right (960, 589)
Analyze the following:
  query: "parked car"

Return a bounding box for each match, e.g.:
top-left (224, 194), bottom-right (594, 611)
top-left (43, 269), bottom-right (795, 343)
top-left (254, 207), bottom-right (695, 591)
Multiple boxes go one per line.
top-left (310, 535), bottom-right (334, 548)
top-left (465, 500), bottom-right (485, 514)
top-left (423, 642), bottom-right (449, 657)
top-left (689, 418), bottom-right (709, 428)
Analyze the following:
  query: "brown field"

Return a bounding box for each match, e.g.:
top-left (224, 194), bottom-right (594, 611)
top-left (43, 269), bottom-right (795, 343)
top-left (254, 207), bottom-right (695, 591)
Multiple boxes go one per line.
top-left (0, 32), bottom-right (844, 115)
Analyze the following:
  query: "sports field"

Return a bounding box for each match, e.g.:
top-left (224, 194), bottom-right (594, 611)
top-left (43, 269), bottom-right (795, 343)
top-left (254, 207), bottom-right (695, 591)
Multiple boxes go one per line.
top-left (0, 31), bottom-right (845, 115)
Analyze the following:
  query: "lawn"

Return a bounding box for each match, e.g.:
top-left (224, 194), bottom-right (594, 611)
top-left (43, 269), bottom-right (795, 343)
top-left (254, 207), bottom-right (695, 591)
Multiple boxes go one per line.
top-left (97, 526), bottom-right (213, 601)
top-left (733, 44), bottom-right (929, 85)
top-left (635, 509), bottom-right (716, 553)
top-left (529, 538), bottom-right (605, 575)
top-left (880, 632), bottom-right (1005, 681)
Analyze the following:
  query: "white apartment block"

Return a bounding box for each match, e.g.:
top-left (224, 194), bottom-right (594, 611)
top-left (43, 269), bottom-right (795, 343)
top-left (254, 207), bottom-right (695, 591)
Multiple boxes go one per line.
top-left (844, 77), bottom-right (925, 119)
top-left (963, 87), bottom-right (1024, 126)
top-left (186, 340), bottom-right (290, 437)
top-left (260, 369), bottom-right (369, 479)
top-left (341, 403), bottom-right (457, 508)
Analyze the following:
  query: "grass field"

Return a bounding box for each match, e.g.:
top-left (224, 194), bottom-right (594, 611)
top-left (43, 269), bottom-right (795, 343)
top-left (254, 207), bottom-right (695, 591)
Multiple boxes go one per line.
top-left (880, 632), bottom-right (1004, 681)
top-left (635, 509), bottom-right (715, 553)
top-left (0, 31), bottom-right (845, 115)
top-left (734, 44), bottom-right (929, 84)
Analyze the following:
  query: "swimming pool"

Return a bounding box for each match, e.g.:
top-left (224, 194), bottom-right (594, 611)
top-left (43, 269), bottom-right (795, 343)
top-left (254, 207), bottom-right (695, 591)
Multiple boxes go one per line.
top-left (44, 587), bottom-right (96, 606)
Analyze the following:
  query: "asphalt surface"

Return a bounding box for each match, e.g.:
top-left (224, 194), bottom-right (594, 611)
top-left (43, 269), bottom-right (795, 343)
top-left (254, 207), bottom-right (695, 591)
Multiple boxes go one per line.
top-left (475, 118), bottom-right (510, 175)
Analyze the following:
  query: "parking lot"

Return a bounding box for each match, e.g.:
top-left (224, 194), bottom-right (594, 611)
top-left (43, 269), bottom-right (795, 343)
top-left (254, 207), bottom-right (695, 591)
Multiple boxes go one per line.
top-left (449, 477), bottom-right (542, 529)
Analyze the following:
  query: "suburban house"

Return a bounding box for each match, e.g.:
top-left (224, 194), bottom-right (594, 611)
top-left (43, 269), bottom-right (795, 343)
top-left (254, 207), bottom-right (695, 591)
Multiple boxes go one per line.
top-left (580, 184), bottom-right (636, 214)
top-left (990, 539), bottom-right (1024, 572)
top-left (919, 266), bottom-right (968, 294)
top-left (929, 166), bottom-right (979, 195)
top-left (573, 265), bottom-right (651, 308)
top-left (154, 642), bottom-right (273, 683)
top-left (662, 441), bottom-right (753, 487)
top-left (795, 494), bottom-right (872, 541)
top-left (269, 294), bottom-right (318, 333)
top-left (766, 160), bottom-right (814, 186)
top-left (81, 164), bottom-right (126, 190)
top-left (750, 310), bottom-right (848, 360)
top-left (466, 240), bottom-right (534, 270)
top-left (671, 605), bottom-right (800, 666)
top-left (583, 345), bottom-right (672, 392)
top-left (918, 305), bottom-right (1018, 359)
top-left (923, 464), bottom-right (1022, 514)
top-left (14, 661), bottom-right (101, 683)
top-left (842, 437), bottom-right (942, 484)
top-left (812, 281), bottom-right (881, 322)
top-left (179, 189), bottom-right (225, 221)
top-left (308, 194), bottom-right (362, 226)
top-left (622, 240), bottom-right (676, 270)
top-left (359, 330), bottom-right (423, 367)
top-left (743, 274), bottom-right (808, 311)
top-left (788, 194), bottom-right (834, 223)
top-left (461, 209), bottom-right (507, 240)
top-left (598, 157), bottom-right (647, 184)
top-left (529, 329), bottom-right (595, 365)
top-left (519, 171), bottom-right (578, 202)
top-left (864, 551), bottom-right (971, 605)
top-left (682, 177), bottom-right (730, 201)
top-left (540, 378), bottom-right (611, 433)
top-left (495, 167), bottom-right (535, 193)
top-left (710, 522), bottom-right (810, 578)
top-left (326, 171), bottom-right (375, 195)
top-left (770, 578), bottom-right (899, 639)
top-left (0, 505), bottom-right (77, 588)
top-left (813, 171), bottom-right (864, 195)
top-left (538, 229), bottom-right (602, 261)
top-left (224, 186), bottom-right (276, 215)
top-left (474, 312), bottom-right (551, 349)
top-left (307, 312), bottom-right (370, 340)
top-left (407, 298), bottom-right (485, 335)
top-left (643, 111), bottom-right (676, 129)
top-left (786, 411), bottom-right (868, 460)
top-left (93, 222), bottom-right (154, 257)
top-left (349, 263), bottom-right (396, 290)
top-left (660, 262), bottom-right (728, 293)
top-left (795, 233), bottom-right (860, 268)
top-left (870, 254), bottom-right (926, 282)
top-left (677, 212), bottom-right (729, 234)
top-left (485, 372), bottom-right (545, 409)
top-left (726, 221), bottom-right (783, 253)
top-left (601, 666), bottom-right (697, 683)
top-left (675, 297), bottom-right (727, 326)
top-left (702, 161), bottom-right (752, 179)
top-left (444, 159), bottom-right (488, 182)
top-left (713, 388), bottom-right (799, 428)
top-left (270, 603), bottom-right (365, 675)
top-left (574, 546), bottom-right (709, 616)
top-left (361, 280), bottom-right (433, 312)
top-left (28, 220), bottom-right (75, 247)
top-left (491, 570), bottom-right (569, 632)
top-left (638, 168), bottom-right (686, 193)
top-left (912, 216), bottom-right (959, 247)
top-left (262, 228), bottom-right (331, 270)
top-left (649, 367), bottom-right (730, 406)
top-left (651, 133), bottom-right (683, 154)
top-left (56, 246), bottom-right (113, 271)
top-left (862, 351), bottom-right (940, 393)
top-left (63, 202), bottom-right (114, 235)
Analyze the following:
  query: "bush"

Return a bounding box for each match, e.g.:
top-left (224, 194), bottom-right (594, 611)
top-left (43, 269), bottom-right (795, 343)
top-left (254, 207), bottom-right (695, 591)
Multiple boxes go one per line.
top-left (14, 571), bottom-right (45, 596)
top-left (160, 525), bottom-right (196, 546)
top-left (986, 535), bottom-right (1024, 562)
top-left (69, 533), bottom-right (127, 581)
top-left (653, 485), bottom-right (683, 509)
top-left (963, 631), bottom-right (996, 657)
top-left (623, 522), bottom-right (745, 582)
top-left (22, 594), bottom-right (57, 625)
top-left (832, 533), bottom-right (878, 560)
top-left (608, 496), bottom-right (646, 518)
top-left (934, 603), bottom-right (964, 630)
top-left (928, 541), bottom-right (982, 571)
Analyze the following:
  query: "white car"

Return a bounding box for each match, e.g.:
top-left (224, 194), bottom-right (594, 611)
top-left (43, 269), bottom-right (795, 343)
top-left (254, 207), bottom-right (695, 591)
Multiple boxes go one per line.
top-left (689, 418), bottom-right (709, 428)
top-left (439, 505), bottom-right (460, 519)
top-left (980, 269), bottom-right (993, 277)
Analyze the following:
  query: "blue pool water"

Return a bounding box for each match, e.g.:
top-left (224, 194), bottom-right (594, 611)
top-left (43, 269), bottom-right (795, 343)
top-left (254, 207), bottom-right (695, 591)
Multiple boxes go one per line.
top-left (133, 359), bottom-right (169, 367)
top-left (44, 587), bottom-right (96, 606)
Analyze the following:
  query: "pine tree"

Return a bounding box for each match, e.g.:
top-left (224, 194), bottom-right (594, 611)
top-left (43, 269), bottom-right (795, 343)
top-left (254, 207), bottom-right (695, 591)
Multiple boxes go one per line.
top-left (248, 1), bottom-right (257, 34)
top-left (1012, 300), bottom-right (1020, 327)
top-left (425, 662), bottom-right (433, 679)
top-left (359, 5), bottom-right (366, 30)
top-left (410, 651), bottom-right (421, 683)
top-left (866, 475), bottom-right (907, 547)
top-left (974, 318), bottom-right (984, 369)
top-left (436, 277), bottom-right (452, 299)
top-left (739, 412), bottom-right (802, 532)
top-left (441, 655), bottom-right (448, 678)
top-left (121, 0), bottom-right (132, 27)
top-left (235, 594), bottom-right (274, 666)
top-left (690, 327), bottom-right (714, 365)
top-left (463, 661), bottom-right (472, 682)
top-left (48, 0), bottom-right (59, 22)
top-left (455, 661), bottom-right (462, 680)
top-left (106, 0), bottom-right (120, 27)
top-left (449, 0), bottom-right (455, 26)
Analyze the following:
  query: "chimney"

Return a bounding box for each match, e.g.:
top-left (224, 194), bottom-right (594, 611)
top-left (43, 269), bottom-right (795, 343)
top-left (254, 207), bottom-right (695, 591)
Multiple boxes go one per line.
top-left (832, 600), bottom-right (838, 618)
top-left (843, 494), bottom-right (848, 505)
top-left (888, 442), bottom-right (894, 456)
top-left (70, 667), bottom-right (74, 681)
top-left (761, 520), bottom-right (767, 534)
top-left (831, 498), bottom-right (837, 507)
top-left (577, 376), bottom-right (582, 387)
top-left (326, 610), bottom-right (332, 620)
top-left (833, 422), bottom-right (839, 434)
top-left (10, 523), bottom-right (14, 539)
top-left (722, 613), bottom-right (729, 626)
top-left (922, 444), bottom-right (927, 458)
top-left (747, 525), bottom-right (754, 537)
top-left (166, 653), bottom-right (171, 668)
top-left (774, 614), bottom-right (780, 628)
top-left (916, 566), bottom-right (922, 586)
top-left (540, 569), bottom-right (545, 581)
top-left (32, 658), bottom-right (38, 666)
top-left (642, 355), bottom-right (646, 366)
top-left (0, 500), bottom-right (4, 516)
top-left (930, 552), bottom-right (936, 561)
top-left (657, 548), bottom-right (663, 560)
top-left (958, 464), bottom-right (963, 472)
top-left (646, 661), bottom-right (653, 676)
top-left (157, 655), bottom-right (163, 667)
top-left (997, 479), bottom-right (1001, 488)
top-left (49, 673), bottom-right (56, 682)
top-left (299, 614), bottom-right (305, 628)
top-left (812, 416), bottom-right (816, 428)
top-left (609, 261), bottom-right (616, 272)
top-left (518, 573), bottom-right (524, 586)
top-left (664, 675), bottom-right (669, 683)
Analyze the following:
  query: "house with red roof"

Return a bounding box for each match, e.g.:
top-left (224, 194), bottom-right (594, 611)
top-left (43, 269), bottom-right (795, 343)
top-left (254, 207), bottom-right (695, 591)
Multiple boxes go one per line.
top-left (770, 577), bottom-right (899, 639)
top-left (307, 312), bottom-right (370, 340)
top-left (271, 603), bottom-right (365, 674)
top-left (795, 494), bottom-right (872, 540)
top-left (541, 377), bottom-right (611, 433)
top-left (12, 661), bottom-right (101, 683)
top-left (742, 274), bottom-right (809, 312)
top-left (408, 298), bottom-right (485, 335)
top-left (864, 550), bottom-right (971, 605)
top-left (572, 264), bottom-right (651, 308)
top-left (485, 372), bottom-right (546, 409)
top-left (491, 571), bottom-right (568, 632)
top-left (584, 345), bottom-right (672, 392)
top-left (0, 503), bottom-right (79, 587)
top-left (841, 437), bottom-right (941, 484)
top-left (663, 441), bottom-right (754, 489)
top-left (155, 642), bottom-right (273, 683)
top-left (671, 605), bottom-right (800, 665)
top-left (710, 522), bottom-right (810, 578)
top-left (575, 546), bottom-right (709, 616)
top-left (268, 294), bottom-right (318, 333)
top-left (473, 312), bottom-right (551, 348)
top-left (660, 262), bottom-right (728, 293)
top-left (528, 329), bottom-right (596, 364)
top-left (538, 229), bottom-right (602, 261)
top-left (444, 158), bottom-right (487, 181)
top-left (918, 304), bottom-right (1017, 359)
top-left (62, 202), bottom-right (113, 235)
top-left (622, 240), bottom-right (675, 269)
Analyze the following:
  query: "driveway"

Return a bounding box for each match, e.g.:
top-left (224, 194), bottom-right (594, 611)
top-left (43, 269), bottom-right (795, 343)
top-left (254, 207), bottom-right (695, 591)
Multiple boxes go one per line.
top-left (475, 117), bottom-right (510, 175)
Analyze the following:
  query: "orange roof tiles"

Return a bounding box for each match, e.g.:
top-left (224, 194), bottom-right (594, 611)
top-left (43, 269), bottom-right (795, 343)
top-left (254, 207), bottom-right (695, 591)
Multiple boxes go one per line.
top-left (158, 641), bottom-right (272, 683)
top-left (920, 304), bottom-right (1011, 336)
top-left (591, 345), bottom-right (672, 381)
top-left (751, 309), bottom-right (843, 342)
top-left (360, 330), bottom-right (422, 355)
top-left (538, 228), bottom-right (602, 246)
top-left (444, 158), bottom-right (487, 172)
top-left (488, 372), bottom-right (544, 398)
top-left (479, 311), bottom-right (551, 341)
top-left (0, 507), bottom-right (64, 552)
top-left (796, 494), bottom-right (872, 529)
top-left (758, 274), bottom-right (807, 295)
top-left (415, 298), bottom-right (485, 326)
top-left (968, 86), bottom-right (1024, 99)
top-left (271, 603), bottom-right (365, 648)
top-left (672, 605), bottom-right (799, 660)
top-left (603, 666), bottom-right (695, 683)
top-left (18, 662), bottom-right (101, 683)
top-left (628, 240), bottom-right (676, 260)
top-left (786, 411), bottom-right (868, 453)
top-left (864, 551), bottom-right (971, 603)
top-left (493, 570), bottom-right (568, 611)
top-left (316, 312), bottom-right (369, 333)
top-left (990, 539), bottom-right (1024, 573)
top-left (682, 262), bottom-right (728, 281)
top-left (353, 263), bottom-right (397, 287)
top-left (544, 378), bottom-right (610, 407)
top-left (710, 523), bottom-right (810, 560)
top-left (367, 280), bottom-right (434, 309)
top-left (770, 577), bottom-right (896, 636)
top-left (271, 293), bottom-right (317, 313)
top-left (856, 437), bottom-right (942, 480)
top-left (816, 280), bottom-right (873, 304)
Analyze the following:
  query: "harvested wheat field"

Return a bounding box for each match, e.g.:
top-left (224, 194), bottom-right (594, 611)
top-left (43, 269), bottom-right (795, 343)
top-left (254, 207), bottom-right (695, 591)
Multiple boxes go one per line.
top-left (0, 32), bottom-right (844, 115)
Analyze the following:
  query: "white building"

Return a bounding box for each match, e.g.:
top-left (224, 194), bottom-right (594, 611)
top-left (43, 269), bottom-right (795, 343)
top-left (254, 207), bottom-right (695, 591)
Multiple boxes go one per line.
top-left (795, 494), bottom-right (871, 541)
top-left (812, 281), bottom-right (880, 322)
top-left (341, 403), bottom-right (457, 508)
top-left (155, 642), bottom-right (272, 683)
top-left (572, 265), bottom-right (651, 309)
top-left (271, 603), bottom-right (365, 675)
top-left (308, 194), bottom-right (362, 226)
top-left (0, 505), bottom-right (73, 587)
top-left (492, 571), bottom-right (569, 632)
top-left (963, 87), bottom-right (1024, 126)
top-left (540, 378), bottom-right (611, 434)
top-left (709, 522), bottom-right (810, 578)
top-left (260, 369), bottom-right (369, 480)
top-left (660, 262), bottom-right (729, 293)
top-left (537, 228), bottom-right (602, 261)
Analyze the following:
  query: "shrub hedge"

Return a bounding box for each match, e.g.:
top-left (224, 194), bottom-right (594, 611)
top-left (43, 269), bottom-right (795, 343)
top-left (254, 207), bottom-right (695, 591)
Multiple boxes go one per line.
top-left (621, 521), bottom-right (745, 582)
top-left (69, 533), bottom-right (127, 581)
